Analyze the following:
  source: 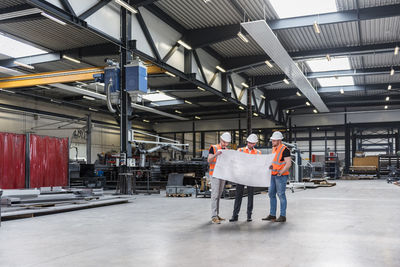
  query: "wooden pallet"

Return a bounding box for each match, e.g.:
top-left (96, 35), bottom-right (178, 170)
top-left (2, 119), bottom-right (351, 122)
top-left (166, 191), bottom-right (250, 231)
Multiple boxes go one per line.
top-left (166, 193), bottom-right (192, 197)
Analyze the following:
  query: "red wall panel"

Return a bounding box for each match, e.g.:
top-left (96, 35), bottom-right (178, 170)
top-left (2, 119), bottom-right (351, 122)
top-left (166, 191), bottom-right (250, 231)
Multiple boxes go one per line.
top-left (30, 135), bottom-right (68, 188)
top-left (0, 132), bottom-right (26, 189)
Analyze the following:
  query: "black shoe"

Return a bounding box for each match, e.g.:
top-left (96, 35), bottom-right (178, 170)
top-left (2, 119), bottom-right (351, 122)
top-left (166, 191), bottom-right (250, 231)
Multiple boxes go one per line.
top-left (229, 216), bottom-right (238, 222)
top-left (262, 215), bottom-right (276, 221)
top-left (247, 217), bottom-right (252, 222)
top-left (276, 216), bottom-right (286, 222)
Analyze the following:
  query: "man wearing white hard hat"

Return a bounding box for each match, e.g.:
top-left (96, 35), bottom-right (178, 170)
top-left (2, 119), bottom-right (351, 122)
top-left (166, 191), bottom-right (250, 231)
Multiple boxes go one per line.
top-left (208, 132), bottom-right (231, 224)
top-left (262, 131), bottom-right (291, 223)
top-left (229, 133), bottom-right (261, 222)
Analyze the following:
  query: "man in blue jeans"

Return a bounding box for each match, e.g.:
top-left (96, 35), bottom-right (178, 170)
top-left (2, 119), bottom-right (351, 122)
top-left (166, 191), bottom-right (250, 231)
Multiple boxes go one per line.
top-left (262, 131), bottom-right (292, 223)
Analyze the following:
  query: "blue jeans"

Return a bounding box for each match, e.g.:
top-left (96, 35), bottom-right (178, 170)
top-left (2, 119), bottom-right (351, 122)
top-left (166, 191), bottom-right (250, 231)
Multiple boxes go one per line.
top-left (269, 175), bottom-right (288, 217)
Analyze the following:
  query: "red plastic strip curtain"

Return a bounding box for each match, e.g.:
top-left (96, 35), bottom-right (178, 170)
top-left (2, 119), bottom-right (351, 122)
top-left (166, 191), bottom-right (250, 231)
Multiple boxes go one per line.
top-left (30, 135), bottom-right (68, 188)
top-left (0, 132), bottom-right (26, 189)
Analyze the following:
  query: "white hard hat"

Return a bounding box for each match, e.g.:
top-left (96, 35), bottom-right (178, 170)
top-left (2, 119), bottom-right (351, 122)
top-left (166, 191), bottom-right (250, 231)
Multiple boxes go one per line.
top-left (270, 131), bottom-right (284, 140)
top-left (246, 133), bottom-right (258, 143)
top-left (220, 132), bottom-right (231, 143)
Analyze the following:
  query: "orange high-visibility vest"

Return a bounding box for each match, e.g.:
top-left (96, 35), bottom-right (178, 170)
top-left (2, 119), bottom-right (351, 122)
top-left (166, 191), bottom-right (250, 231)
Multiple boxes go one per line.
top-left (209, 144), bottom-right (223, 176)
top-left (271, 144), bottom-right (290, 176)
top-left (237, 146), bottom-right (261, 155)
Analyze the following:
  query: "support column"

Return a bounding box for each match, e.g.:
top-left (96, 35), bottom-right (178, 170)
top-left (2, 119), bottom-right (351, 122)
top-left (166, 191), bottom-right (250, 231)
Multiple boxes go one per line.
top-left (120, 5), bottom-right (132, 159)
top-left (309, 128), bottom-right (312, 161)
top-left (25, 133), bottom-right (30, 188)
top-left (345, 125), bottom-right (351, 174)
top-left (200, 132), bottom-right (205, 151)
top-left (86, 114), bottom-right (92, 164)
top-left (247, 88), bottom-right (252, 136)
top-left (192, 120), bottom-right (196, 158)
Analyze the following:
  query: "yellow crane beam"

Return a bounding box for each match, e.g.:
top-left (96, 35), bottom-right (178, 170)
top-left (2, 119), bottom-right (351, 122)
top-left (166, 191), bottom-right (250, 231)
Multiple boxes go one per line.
top-left (0, 64), bottom-right (166, 89)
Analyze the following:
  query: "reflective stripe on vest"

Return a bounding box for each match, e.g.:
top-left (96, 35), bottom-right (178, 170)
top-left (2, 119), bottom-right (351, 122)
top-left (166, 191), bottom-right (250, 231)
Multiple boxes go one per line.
top-left (271, 144), bottom-right (289, 175)
top-left (237, 146), bottom-right (261, 155)
top-left (209, 144), bottom-right (222, 176)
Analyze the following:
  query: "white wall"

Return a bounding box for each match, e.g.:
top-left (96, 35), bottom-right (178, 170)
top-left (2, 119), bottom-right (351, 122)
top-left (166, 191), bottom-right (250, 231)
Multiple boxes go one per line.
top-left (291, 109), bottom-right (400, 127)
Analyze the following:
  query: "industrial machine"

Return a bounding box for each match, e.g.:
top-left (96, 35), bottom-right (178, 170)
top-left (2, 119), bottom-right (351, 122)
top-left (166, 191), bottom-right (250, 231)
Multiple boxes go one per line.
top-left (94, 58), bottom-right (148, 113)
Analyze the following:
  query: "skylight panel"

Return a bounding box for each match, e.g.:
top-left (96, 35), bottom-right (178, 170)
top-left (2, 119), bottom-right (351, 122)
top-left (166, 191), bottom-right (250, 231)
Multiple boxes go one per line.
top-left (269, 0), bottom-right (337, 19)
top-left (306, 57), bottom-right (352, 72)
top-left (0, 34), bottom-right (47, 58)
top-left (317, 76), bottom-right (354, 87)
top-left (142, 93), bottom-right (175, 102)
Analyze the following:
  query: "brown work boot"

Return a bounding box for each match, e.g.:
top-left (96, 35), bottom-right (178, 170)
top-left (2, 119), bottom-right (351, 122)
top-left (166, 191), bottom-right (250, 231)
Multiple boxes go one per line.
top-left (217, 215), bottom-right (226, 221)
top-left (211, 217), bottom-right (221, 224)
top-left (276, 216), bottom-right (286, 222)
top-left (262, 215), bottom-right (276, 221)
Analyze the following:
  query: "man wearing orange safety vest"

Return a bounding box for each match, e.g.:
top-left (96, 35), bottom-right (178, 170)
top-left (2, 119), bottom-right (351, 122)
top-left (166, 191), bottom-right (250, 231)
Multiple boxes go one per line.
top-left (208, 132), bottom-right (231, 224)
top-left (229, 134), bottom-right (261, 222)
top-left (262, 131), bottom-right (292, 223)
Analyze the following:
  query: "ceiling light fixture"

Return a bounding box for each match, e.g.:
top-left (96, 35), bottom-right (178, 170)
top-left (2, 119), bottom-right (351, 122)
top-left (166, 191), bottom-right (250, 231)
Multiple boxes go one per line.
top-left (83, 95), bottom-right (95, 101)
top-left (313, 21), bottom-right (321, 34)
top-left (36, 85), bottom-right (51, 90)
top-left (62, 55), bottom-right (81, 64)
top-left (296, 92), bottom-right (301, 97)
top-left (222, 98), bottom-right (228, 102)
top-left (143, 119), bottom-right (150, 123)
top-left (386, 96), bottom-right (390, 101)
top-left (395, 46), bottom-right (399, 55)
top-left (197, 86), bottom-right (206, 91)
top-left (241, 82), bottom-right (249, 88)
top-left (216, 65), bottom-right (226, 73)
top-left (14, 60), bottom-right (34, 69)
top-left (326, 54), bottom-right (331, 61)
top-left (177, 40), bottom-right (192, 50)
top-left (195, 116), bottom-right (201, 120)
top-left (165, 71), bottom-right (176, 77)
top-left (239, 106), bottom-right (245, 110)
top-left (175, 110), bottom-right (182, 114)
top-left (237, 31), bottom-right (249, 43)
top-left (51, 99), bottom-right (62, 104)
top-left (340, 88), bottom-right (344, 94)
top-left (89, 108), bottom-right (98, 112)
top-left (0, 88), bottom-right (15, 94)
top-left (313, 109), bottom-right (318, 113)
top-left (286, 110), bottom-right (289, 114)
top-left (388, 84), bottom-right (392, 90)
top-left (40, 12), bottom-right (66, 25)
top-left (265, 60), bottom-right (273, 68)
top-left (260, 95), bottom-right (266, 99)
top-left (385, 105), bottom-right (388, 109)
top-left (253, 112), bottom-right (259, 117)
top-left (184, 100), bottom-right (193, 105)
top-left (306, 101), bottom-right (311, 106)
top-left (283, 78), bottom-right (290, 84)
top-left (114, 0), bottom-right (138, 13)
top-left (390, 68), bottom-right (395, 76)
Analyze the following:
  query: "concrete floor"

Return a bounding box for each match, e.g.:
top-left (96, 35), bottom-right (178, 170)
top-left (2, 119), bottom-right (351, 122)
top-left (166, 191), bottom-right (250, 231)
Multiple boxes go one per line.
top-left (1, 180), bottom-right (399, 267)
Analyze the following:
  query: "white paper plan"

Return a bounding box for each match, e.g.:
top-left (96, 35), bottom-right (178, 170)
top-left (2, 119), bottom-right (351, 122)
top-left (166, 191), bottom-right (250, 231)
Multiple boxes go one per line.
top-left (212, 150), bottom-right (273, 187)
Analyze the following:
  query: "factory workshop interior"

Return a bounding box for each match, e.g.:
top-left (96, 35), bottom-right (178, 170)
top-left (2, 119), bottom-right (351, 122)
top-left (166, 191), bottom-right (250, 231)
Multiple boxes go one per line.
top-left (1, 0), bottom-right (400, 266)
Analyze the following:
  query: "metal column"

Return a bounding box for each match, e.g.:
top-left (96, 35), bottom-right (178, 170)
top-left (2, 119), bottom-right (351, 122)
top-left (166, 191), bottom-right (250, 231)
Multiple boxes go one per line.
top-left (192, 120), bottom-right (196, 158)
top-left (309, 128), bottom-right (312, 161)
top-left (25, 133), bottom-right (30, 188)
top-left (345, 125), bottom-right (351, 174)
top-left (86, 114), bottom-right (92, 164)
top-left (120, 4), bottom-right (133, 159)
top-left (247, 88), bottom-right (252, 136)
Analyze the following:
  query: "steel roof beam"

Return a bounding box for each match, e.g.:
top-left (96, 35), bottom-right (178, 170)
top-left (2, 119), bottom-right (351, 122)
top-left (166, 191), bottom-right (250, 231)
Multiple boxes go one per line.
top-left (254, 66), bottom-right (400, 88)
top-left (225, 42), bottom-right (400, 73)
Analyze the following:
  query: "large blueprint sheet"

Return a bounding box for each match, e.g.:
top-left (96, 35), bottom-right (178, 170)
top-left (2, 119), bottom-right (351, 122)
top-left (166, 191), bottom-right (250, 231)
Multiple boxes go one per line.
top-left (212, 150), bottom-right (273, 187)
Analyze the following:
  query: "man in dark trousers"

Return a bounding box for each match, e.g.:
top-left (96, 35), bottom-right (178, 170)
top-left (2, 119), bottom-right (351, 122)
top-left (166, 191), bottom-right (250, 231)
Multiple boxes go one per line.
top-left (229, 134), bottom-right (261, 222)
